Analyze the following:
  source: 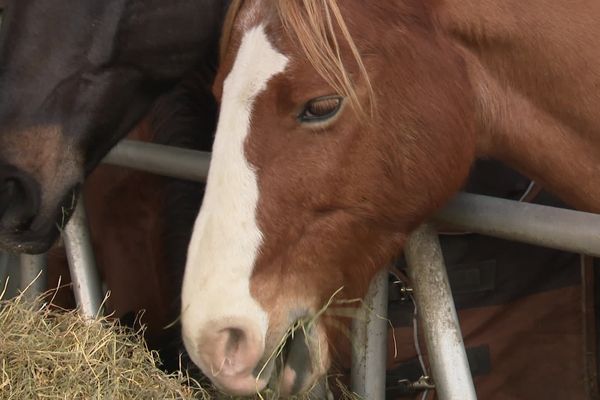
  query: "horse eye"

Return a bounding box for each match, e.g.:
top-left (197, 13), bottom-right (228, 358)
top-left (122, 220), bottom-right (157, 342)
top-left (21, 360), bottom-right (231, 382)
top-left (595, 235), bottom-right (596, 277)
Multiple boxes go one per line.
top-left (299, 96), bottom-right (343, 123)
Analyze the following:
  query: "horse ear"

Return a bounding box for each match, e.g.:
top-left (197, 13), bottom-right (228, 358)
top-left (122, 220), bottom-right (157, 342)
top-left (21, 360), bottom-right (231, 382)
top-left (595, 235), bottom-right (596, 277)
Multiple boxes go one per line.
top-left (87, 0), bottom-right (127, 67)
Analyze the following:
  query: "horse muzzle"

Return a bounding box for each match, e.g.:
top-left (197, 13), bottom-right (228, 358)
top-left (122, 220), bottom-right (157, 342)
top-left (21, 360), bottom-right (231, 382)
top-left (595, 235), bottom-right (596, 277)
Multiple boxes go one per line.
top-left (0, 164), bottom-right (80, 254)
top-left (183, 316), bottom-right (330, 397)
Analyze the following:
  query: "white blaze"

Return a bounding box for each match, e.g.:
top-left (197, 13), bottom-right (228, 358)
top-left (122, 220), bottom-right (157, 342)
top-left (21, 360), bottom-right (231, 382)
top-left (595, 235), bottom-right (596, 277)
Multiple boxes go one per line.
top-left (181, 25), bottom-right (288, 364)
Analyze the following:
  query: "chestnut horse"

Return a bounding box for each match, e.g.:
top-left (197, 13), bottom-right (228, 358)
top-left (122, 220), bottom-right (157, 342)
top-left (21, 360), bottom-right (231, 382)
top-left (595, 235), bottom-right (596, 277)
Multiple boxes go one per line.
top-left (180, 0), bottom-right (600, 396)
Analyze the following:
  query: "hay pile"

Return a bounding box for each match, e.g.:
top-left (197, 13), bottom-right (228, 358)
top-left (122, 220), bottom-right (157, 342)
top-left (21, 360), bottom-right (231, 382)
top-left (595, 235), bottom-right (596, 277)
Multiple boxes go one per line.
top-left (0, 291), bottom-right (361, 400)
top-left (0, 292), bottom-right (209, 400)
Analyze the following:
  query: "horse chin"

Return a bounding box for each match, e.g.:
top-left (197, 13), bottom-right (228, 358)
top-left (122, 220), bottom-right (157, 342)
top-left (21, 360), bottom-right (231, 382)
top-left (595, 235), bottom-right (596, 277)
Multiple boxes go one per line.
top-left (0, 213), bottom-right (64, 254)
top-left (0, 231), bottom-right (56, 254)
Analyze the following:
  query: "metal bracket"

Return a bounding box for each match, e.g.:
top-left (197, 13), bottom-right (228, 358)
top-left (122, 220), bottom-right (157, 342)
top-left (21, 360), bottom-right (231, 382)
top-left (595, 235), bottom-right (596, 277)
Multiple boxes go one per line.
top-left (397, 375), bottom-right (436, 392)
top-left (393, 280), bottom-right (414, 302)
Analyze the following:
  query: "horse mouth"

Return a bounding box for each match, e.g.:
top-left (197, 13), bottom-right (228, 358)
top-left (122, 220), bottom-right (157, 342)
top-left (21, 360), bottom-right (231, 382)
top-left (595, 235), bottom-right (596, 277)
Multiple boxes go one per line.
top-left (0, 234), bottom-right (55, 254)
top-left (257, 320), bottom-right (330, 397)
top-left (0, 185), bottom-right (80, 254)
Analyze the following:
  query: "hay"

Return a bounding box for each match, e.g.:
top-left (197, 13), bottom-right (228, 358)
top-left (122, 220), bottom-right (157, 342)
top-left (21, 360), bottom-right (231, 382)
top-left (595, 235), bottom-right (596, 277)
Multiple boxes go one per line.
top-left (0, 287), bottom-right (361, 400)
top-left (0, 291), bottom-right (209, 400)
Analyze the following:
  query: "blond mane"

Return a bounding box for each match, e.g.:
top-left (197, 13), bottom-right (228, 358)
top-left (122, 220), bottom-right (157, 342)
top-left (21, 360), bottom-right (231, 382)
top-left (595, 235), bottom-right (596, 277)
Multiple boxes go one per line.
top-left (277, 0), bottom-right (373, 115)
top-left (220, 0), bottom-right (374, 115)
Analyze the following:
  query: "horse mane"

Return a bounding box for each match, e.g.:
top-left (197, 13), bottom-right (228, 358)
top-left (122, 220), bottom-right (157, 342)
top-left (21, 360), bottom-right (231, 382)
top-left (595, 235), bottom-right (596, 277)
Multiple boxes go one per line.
top-left (221, 0), bottom-right (374, 115)
top-left (277, 0), bottom-right (373, 115)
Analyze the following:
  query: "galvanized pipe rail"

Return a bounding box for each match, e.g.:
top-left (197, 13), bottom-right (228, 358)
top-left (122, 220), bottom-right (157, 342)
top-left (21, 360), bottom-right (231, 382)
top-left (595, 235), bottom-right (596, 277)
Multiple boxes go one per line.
top-left (436, 193), bottom-right (600, 257)
top-left (63, 195), bottom-right (104, 319)
top-left (405, 224), bottom-right (477, 400)
top-left (351, 269), bottom-right (389, 399)
top-left (105, 140), bottom-right (600, 258)
top-left (105, 140), bottom-right (211, 182)
top-left (19, 254), bottom-right (47, 302)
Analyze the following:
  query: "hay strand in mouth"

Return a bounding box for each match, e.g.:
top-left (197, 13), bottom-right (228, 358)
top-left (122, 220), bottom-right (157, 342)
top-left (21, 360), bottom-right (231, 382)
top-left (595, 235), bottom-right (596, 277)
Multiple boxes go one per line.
top-left (255, 287), bottom-right (348, 384)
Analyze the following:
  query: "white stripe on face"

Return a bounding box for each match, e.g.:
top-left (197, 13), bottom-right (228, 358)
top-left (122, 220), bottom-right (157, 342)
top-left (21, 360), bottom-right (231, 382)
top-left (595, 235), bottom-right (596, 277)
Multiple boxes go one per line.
top-left (181, 25), bottom-right (288, 368)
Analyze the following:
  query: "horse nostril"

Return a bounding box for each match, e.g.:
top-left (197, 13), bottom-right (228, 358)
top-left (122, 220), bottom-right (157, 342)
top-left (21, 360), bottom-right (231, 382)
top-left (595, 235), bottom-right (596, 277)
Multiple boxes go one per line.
top-left (0, 175), bottom-right (40, 232)
top-left (210, 325), bottom-right (261, 377)
top-left (190, 319), bottom-right (269, 395)
top-left (223, 327), bottom-right (246, 358)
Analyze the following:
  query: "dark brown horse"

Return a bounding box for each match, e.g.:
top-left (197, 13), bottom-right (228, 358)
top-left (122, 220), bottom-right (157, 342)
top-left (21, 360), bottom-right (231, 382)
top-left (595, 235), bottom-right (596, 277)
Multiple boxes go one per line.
top-left (180, 0), bottom-right (600, 396)
top-left (0, 0), bottom-right (227, 254)
top-left (45, 70), bottom-right (218, 370)
top-left (0, 0), bottom-right (227, 373)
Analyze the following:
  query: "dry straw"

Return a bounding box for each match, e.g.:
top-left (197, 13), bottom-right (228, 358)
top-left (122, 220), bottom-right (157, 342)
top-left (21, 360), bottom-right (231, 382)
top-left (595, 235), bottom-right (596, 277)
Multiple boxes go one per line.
top-left (0, 286), bottom-right (209, 399)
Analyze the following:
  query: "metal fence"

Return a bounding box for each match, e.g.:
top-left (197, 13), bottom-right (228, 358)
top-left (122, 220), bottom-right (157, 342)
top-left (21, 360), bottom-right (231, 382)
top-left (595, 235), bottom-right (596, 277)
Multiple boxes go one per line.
top-left (4, 139), bottom-right (600, 400)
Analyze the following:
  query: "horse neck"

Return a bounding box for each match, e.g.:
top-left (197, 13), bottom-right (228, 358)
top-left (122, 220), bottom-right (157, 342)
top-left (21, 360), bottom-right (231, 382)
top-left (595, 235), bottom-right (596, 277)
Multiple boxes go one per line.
top-left (437, 2), bottom-right (600, 213)
top-left (475, 79), bottom-right (600, 213)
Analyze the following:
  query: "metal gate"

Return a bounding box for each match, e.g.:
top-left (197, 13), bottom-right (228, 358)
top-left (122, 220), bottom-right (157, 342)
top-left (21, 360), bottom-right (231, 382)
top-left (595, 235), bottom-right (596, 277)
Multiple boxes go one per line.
top-left (3, 139), bottom-right (600, 400)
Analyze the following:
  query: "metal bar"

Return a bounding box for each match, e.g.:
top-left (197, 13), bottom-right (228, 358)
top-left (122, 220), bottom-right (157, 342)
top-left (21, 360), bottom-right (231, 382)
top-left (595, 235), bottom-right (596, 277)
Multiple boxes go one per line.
top-left (103, 142), bottom-right (600, 255)
top-left (63, 195), bottom-right (104, 318)
top-left (19, 254), bottom-right (48, 301)
top-left (104, 139), bottom-right (211, 182)
top-left (435, 192), bottom-right (600, 257)
top-left (351, 269), bottom-right (389, 399)
top-left (405, 224), bottom-right (477, 400)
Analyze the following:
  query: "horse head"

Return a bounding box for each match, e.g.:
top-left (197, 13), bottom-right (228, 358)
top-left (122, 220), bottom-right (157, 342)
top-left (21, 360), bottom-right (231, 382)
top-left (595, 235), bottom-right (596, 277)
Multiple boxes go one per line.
top-left (181, 0), bottom-right (478, 396)
top-left (0, 0), bottom-right (225, 253)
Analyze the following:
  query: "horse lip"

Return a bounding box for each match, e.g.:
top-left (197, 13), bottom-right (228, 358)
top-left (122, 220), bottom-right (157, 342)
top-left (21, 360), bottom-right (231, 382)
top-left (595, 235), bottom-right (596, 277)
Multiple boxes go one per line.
top-left (48, 184), bottom-right (81, 231)
top-left (248, 319), bottom-right (317, 395)
top-left (252, 350), bottom-right (277, 385)
top-left (0, 217), bottom-right (61, 254)
top-left (0, 184), bottom-right (80, 254)
top-left (0, 231), bottom-right (57, 254)
top-left (263, 319), bottom-right (328, 397)
top-left (280, 325), bottom-right (315, 396)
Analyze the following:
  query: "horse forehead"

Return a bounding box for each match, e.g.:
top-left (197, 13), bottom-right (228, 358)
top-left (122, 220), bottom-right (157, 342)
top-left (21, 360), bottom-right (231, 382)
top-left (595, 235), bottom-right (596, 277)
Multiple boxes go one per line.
top-left (237, 0), bottom-right (263, 29)
top-left (225, 25), bottom-right (288, 97)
